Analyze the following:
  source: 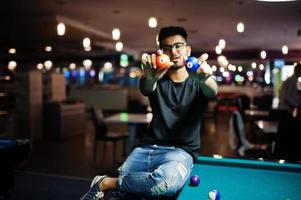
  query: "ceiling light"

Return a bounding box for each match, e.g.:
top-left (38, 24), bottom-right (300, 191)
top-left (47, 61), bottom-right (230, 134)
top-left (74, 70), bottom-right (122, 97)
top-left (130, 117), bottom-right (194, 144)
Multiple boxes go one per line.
top-left (44, 60), bottom-right (53, 70)
top-left (69, 63), bottom-right (76, 70)
top-left (217, 55), bottom-right (228, 67)
top-left (8, 48), bottom-right (16, 54)
top-left (112, 28), bottom-right (120, 40)
top-left (83, 37), bottom-right (91, 48)
top-left (148, 17), bottom-right (157, 28)
top-left (212, 65), bottom-right (217, 72)
top-left (89, 69), bottom-right (96, 77)
top-left (57, 22), bottom-right (65, 36)
top-left (8, 61), bottom-right (17, 71)
top-left (259, 64), bottom-right (265, 70)
top-left (282, 45), bottom-right (288, 54)
top-left (45, 46), bottom-right (52, 52)
top-left (247, 70), bottom-right (254, 77)
top-left (260, 50), bottom-right (267, 59)
top-left (103, 62), bottom-right (113, 72)
top-left (238, 66), bottom-right (243, 72)
top-left (120, 54), bottom-right (129, 67)
top-left (83, 59), bottom-right (92, 70)
top-left (237, 22), bottom-right (244, 33)
top-left (215, 45), bottom-right (222, 55)
top-left (218, 39), bottom-right (226, 49)
top-left (37, 63), bottom-right (43, 70)
top-left (116, 42), bottom-right (123, 51)
top-left (228, 64), bottom-right (235, 71)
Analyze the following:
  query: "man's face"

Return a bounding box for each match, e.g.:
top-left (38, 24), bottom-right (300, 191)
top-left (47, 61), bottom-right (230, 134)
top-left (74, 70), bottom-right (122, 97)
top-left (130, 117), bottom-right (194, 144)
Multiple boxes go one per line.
top-left (161, 35), bottom-right (191, 69)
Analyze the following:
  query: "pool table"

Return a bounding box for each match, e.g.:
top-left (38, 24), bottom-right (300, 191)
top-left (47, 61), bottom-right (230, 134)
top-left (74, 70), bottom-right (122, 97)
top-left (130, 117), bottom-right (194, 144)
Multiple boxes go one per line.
top-left (0, 138), bottom-right (31, 199)
top-left (177, 156), bottom-right (301, 200)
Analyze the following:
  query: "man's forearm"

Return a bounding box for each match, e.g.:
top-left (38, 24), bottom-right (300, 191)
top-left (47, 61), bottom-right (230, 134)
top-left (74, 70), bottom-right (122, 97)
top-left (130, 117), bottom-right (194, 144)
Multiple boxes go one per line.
top-left (199, 76), bottom-right (218, 98)
top-left (139, 76), bottom-right (157, 96)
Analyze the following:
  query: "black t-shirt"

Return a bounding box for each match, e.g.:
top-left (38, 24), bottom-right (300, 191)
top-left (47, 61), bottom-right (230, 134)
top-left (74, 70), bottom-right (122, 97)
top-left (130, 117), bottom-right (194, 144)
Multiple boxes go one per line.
top-left (139, 75), bottom-right (209, 159)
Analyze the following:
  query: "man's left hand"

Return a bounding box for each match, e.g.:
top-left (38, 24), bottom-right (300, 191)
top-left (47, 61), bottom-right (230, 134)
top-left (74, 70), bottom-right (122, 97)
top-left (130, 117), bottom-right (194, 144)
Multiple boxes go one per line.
top-left (189, 53), bottom-right (213, 81)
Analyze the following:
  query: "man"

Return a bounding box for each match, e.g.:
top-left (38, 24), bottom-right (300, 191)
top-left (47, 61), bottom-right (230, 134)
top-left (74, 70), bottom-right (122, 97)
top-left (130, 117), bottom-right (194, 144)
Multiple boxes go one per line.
top-left (278, 62), bottom-right (301, 116)
top-left (81, 26), bottom-right (218, 200)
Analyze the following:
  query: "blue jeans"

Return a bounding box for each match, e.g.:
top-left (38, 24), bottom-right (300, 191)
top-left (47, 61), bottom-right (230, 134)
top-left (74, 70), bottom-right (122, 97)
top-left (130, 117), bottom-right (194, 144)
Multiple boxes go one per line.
top-left (117, 145), bottom-right (193, 198)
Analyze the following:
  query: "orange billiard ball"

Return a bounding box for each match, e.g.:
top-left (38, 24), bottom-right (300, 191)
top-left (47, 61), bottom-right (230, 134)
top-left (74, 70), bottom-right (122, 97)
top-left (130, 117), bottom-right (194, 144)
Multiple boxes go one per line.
top-left (156, 54), bottom-right (171, 70)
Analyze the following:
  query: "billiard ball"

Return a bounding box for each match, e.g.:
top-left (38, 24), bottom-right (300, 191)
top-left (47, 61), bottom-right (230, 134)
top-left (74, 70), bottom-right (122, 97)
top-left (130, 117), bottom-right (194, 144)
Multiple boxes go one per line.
top-left (208, 190), bottom-right (220, 200)
top-left (189, 175), bottom-right (200, 186)
top-left (156, 54), bottom-right (171, 70)
top-left (185, 57), bottom-right (200, 72)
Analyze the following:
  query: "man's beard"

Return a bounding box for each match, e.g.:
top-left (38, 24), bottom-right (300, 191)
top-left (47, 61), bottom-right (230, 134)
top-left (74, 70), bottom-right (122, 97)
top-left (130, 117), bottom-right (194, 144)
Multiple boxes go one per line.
top-left (169, 60), bottom-right (185, 70)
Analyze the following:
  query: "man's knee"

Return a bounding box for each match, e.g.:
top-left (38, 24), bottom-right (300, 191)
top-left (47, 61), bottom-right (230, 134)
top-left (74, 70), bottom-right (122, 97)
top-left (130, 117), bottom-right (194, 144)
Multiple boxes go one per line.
top-left (150, 177), bottom-right (181, 197)
top-left (150, 162), bottom-right (189, 197)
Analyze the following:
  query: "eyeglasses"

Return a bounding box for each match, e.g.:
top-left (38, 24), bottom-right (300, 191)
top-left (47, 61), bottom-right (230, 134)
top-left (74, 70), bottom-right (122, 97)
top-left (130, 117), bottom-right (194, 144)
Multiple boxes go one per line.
top-left (161, 42), bottom-right (187, 53)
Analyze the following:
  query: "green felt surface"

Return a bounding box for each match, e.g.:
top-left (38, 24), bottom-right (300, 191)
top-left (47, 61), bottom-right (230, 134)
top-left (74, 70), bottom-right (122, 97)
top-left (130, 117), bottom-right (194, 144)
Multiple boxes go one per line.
top-left (177, 156), bottom-right (301, 200)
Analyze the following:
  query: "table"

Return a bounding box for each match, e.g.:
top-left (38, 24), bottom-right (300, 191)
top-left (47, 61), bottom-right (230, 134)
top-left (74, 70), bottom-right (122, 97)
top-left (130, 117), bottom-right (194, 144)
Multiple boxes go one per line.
top-left (244, 109), bottom-right (270, 120)
top-left (105, 113), bottom-right (152, 152)
top-left (0, 138), bottom-right (31, 198)
top-left (255, 120), bottom-right (279, 134)
top-left (178, 156), bottom-right (301, 200)
top-left (43, 102), bottom-right (86, 140)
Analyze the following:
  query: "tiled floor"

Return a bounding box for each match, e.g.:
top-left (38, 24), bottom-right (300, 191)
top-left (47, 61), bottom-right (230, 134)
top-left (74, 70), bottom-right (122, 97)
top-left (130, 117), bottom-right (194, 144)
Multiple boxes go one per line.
top-left (24, 110), bottom-right (237, 179)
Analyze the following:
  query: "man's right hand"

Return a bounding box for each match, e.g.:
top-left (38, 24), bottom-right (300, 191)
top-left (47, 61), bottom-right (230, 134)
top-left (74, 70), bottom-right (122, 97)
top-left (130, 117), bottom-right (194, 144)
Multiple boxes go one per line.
top-left (141, 50), bottom-right (173, 81)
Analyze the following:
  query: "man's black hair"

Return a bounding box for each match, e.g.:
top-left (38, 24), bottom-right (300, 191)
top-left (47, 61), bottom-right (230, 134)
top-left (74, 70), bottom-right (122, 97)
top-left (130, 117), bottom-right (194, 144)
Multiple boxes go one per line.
top-left (158, 26), bottom-right (187, 48)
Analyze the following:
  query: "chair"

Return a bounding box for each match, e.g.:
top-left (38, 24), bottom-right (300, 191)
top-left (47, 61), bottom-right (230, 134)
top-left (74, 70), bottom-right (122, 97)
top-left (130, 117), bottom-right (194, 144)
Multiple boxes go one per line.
top-left (90, 107), bottom-right (128, 163)
top-left (127, 99), bottom-right (148, 140)
top-left (273, 115), bottom-right (301, 161)
top-left (238, 95), bottom-right (250, 110)
top-left (269, 109), bottom-right (291, 121)
top-left (236, 95), bottom-right (250, 121)
top-left (253, 95), bottom-right (273, 110)
top-left (229, 110), bottom-right (270, 158)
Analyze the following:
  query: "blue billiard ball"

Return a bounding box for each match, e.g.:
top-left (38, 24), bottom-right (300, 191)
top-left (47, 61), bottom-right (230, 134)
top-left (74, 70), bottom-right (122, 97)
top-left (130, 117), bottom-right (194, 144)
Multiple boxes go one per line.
top-left (189, 175), bottom-right (200, 186)
top-left (208, 190), bottom-right (220, 200)
top-left (185, 57), bottom-right (200, 72)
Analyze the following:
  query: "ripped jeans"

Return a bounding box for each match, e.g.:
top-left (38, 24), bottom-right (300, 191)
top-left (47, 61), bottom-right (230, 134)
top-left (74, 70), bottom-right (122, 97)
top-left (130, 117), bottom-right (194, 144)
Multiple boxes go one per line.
top-left (117, 145), bottom-right (193, 198)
